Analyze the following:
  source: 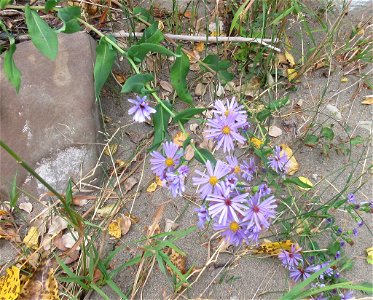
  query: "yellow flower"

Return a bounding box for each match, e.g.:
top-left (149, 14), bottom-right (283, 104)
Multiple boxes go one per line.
top-left (250, 137), bottom-right (264, 149)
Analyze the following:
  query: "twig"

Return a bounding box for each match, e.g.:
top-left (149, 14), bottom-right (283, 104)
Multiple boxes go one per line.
top-left (112, 31), bottom-right (281, 52)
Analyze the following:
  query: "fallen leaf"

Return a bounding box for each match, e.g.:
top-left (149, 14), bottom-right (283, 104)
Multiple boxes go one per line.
top-left (287, 68), bottom-right (298, 81)
top-left (72, 195), bottom-right (95, 207)
top-left (147, 182), bottom-right (158, 193)
top-left (124, 212), bottom-right (139, 224)
top-left (189, 123), bottom-right (199, 133)
top-left (361, 95), bottom-right (373, 105)
top-left (103, 144), bottom-right (118, 156)
top-left (108, 218), bottom-right (122, 239)
top-left (124, 177), bottom-right (138, 192)
top-left (160, 80), bottom-right (173, 93)
top-left (19, 202), bottom-right (33, 213)
top-left (120, 215), bottom-right (132, 235)
top-left (340, 77), bottom-right (349, 83)
top-left (173, 131), bottom-right (187, 147)
top-left (0, 210), bottom-right (20, 242)
top-left (0, 266), bottom-right (21, 300)
top-left (23, 227), bottom-right (39, 249)
top-left (326, 104), bottom-right (342, 121)
top-left (216, 83), bottom-right (224, 97)
top-left (164, 219), bottom-right (179, 232)
top-left (164, 248), bottom-right (186, 276)
top-left (184, 11), bottom-right (192, 18)
top-left (194, 41), bottom-right (205, 52)
top-left (96, 204), bottom-right (118, 218)
top-left (158, 20), bottom-right (164, 31)
top-left (63, 250), bottom-right (80, 265)
top-left (285, 51), bottom-right (296, 67)
top-left (366, 247), bottom-right (373, 265)
top-left (253, 240), bottom-right (295, 256)
top-left (61, 231), bottom-right (79, 250)
top-left (47, 216), bottom-right (68, 235)
top-left (280, 144), bottom-right (299, 175)
top-left (298, 176), bottom-right (313, 190)
top-left (185, 144), bottom-right (195, 160)
top-left (268, 125), bottom-right (282, 137)
top-left (53, 233), bottom-right (68, 251)
top-left (112, 72), bottom-right (126, 84)
top-left (276, 53), bottom-right (287, 65)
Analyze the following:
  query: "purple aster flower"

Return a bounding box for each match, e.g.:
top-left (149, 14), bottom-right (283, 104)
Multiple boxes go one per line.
top-left (347, 193), bottom-right (356, 204)
top-left (335, 251), bottom-right (341, 259)
top-left (128, 95), bottom-right (156, 123)
top-left (165, 171), bottom-right (186, 198)
top-left (205, 115), bottom-right (246, 153)
top-left (241, 158), bottom-right (257, 182)
top-left (340, 240), bottom-right (345, 247)
top-left (245, 224), bottom-right (261, 243)
top-left (357, 220), bottom-right (363, 227)
top-left (195, 205), bottom-right (210, 229)
top-left (243, 192), bottom-right (277, 231)
top-left (310, 294), bottom-right (327, 300)
top-left (150, 142), bottom-right (182, 178)
top-left (311, 262), bottom-right (333, 280)
top-left (289, 264), bottom-right (313, 282)
top-left (278, 244), bottom-right (303, 269)
top-left (213, 219), bottom-right (248, 246)
top-left (225, 174), bottom-right (238, 190)
top-left (212, 97), bottom-right (248, 123)
top-left (336, 227), bottom-right (343, 235)
top-left (178, 165), bottom-right (189, 176)
top-left (268, 146), bottom-right (289, 173)
top-left (226, 156), bottom-right (241, 175)
top-left (353, 228), bottom-right (358, 236)
top-left (207, 184), bottom-right (249, 224)
top-left (192, 160), bottom-right (230, 199)
top-left (340, 291), bottom-right (354, 300)
top-left (258, 183), bottom-right (271, 196)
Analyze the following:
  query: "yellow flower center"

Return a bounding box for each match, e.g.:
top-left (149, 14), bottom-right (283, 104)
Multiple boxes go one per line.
top-left (165, 158), bottom-right (174, 167)
top-left (222, 126), bottom-right (231, 135)
top-left (224, 110), bottom-right (229, 117)
top-left (229, 221), bottom-right (239, 232)
top-left (209, 176), bottom-right (218, 186)
top-left (234, 166), bottom-right (241, 173)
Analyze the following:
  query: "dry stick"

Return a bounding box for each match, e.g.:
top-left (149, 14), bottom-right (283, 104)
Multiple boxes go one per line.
top-left (113, 31), bottom-right (281, 52)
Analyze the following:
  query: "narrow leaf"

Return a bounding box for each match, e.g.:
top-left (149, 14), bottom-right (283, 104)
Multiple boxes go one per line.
top-left (0, 0), bottom-right (12, 9)
top-left (170, 46), bottom-right (193, 104)
top-left (3, 40), bottom-right (21, 92)
top-left (195, 148), bottom-right (216, 166)
top-left (173, 108), bottom-right (206, 124)
top-left (94, 37), bottom-right (116, 99)
top-left (151, 102), bottom-right (172, 149)
top-left (9, 172), bottom-right (19, 208)
top-left (25, 5), bottom-right (58, 61)
top-left (121, 73), bottom-right (154, 94)
top-left (139, 22), bottom-right (164, 44)
top-left (128, 43), bottom-right (178, 64)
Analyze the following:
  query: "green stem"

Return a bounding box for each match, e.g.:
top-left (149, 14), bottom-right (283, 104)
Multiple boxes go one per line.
top-left (0, 140), bottom-right (65, 202)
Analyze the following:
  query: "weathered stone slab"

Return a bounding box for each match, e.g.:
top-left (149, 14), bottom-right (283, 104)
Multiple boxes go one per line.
top-left (0, 32), bottom-right (101, 198)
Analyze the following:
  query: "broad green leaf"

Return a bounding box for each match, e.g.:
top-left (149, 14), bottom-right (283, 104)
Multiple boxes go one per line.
top-left (151, 102), bottom-right (172, 149)
top-left (321, 126), bottom-right (334, 140)
top-left (201, 54), bottom-right (234, 83)
top-left (304, 133), bottom-right (318, 146)
top-left (283, 177), bottom-right (313, 189)
top-left (133, 7), bottom-right (155, 24)
top-left (139, 22), bottom-right (164, 44)
top-left (45, 0), bottom-right (59, 12)
top-left (195, 148), bottom-right (216, 166)
top-left (3, 39), bottom-right (21, 92)
top-left (128, 43), bottom-right (178, 64)
top-left (94, 37), bottom-right (116, 98)
top-left (350, 135), bottom-right (363, 146)
top-left (0, 0), bottom-right (12, 9)
top-left (173, 108), bottom-right (206, 124)
top-left (57, 6), bottom-right (81, 33)
top-left (121, 73), bottom-right (154, 94)
top-left (25, 5), bottom-right (58, 61)
top-left (170, 46), bottom-right (193, 105)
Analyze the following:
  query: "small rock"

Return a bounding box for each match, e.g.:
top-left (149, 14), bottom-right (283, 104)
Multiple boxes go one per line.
top-left (268, 125), bottom-right (283, 137)
top-left (19, 202), bottom-right (33, 213)
top-left (326, 104), bottom-right (342, 121)
top-left (312, 174), bottom-right (318, 180)
top-left (195, 83), bottom-right (204, 96)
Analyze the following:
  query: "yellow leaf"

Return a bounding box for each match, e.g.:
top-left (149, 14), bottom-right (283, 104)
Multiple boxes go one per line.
top-left (194, 42), bottom-right (205, 52)
top-left (164, 248), bottom-right (186, 276)
top-left (280, 144), bottom-right (299, 175)
top-left (158, 20), bottom-right (164, 31)
top-left (103, 144), bottom-right (118, 156)
top-left (0, 266), bottom-right (21, 300)
top-left (287, 68), bottom-right (298, 81)
top-left (108, 218), bottom-right (122, 239)
top-left (147, 182), bottom-right (158, 193)
top-left (285, 51), bottom-right (296, 67)
top-left (23, 226), bottom-right (39, 249)
top-left (173, 131), bottom-right (187, 147)
top-left (340, 77), bottom-right (349, 83)
top-left (298, 176), bottom-right (313, 190)
top-left (253, 240), bottom-right (295, 256)
top-left (361, 95), bottom-right (373, 105)
top-left (156, 176), bottom-right (164, 186)
top-left (366, 247), bottom-right (373, 265)
top-left (97, 204), bottom-right (117, 218)
top-left (250, 137), bottom-right (264, 149)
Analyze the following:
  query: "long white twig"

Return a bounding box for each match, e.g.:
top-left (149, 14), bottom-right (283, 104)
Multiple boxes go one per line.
top-left (112, 31), bottom-right (281, 52)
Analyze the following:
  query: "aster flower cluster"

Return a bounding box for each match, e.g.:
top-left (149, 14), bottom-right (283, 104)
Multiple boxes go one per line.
top-left (192, 155), bottom-right (277, 246)
top-left (204, 97), bottom-right (249, 153)
top-left (150, 141), bottom-right (189, 197)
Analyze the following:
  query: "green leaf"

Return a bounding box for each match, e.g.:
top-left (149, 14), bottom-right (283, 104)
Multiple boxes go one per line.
top-left (283, 177), bottom-right (313, 189)
top-left (0, 0), bottom-right (12, 9)
top-left (152, 102), bottom-right (172, 149)
top-left (133, 7), bottom-right (155, 24)
top-left (120, 73), bottom-right (154, 94)
top-left (94, 37), bottom-right (116, 99)
top-left (350, 135), bottom-right (364, 146)
top-left (3, 40), bottom-right (21, 92)
top-left (128, 43), bottom-right (178, 64)
top-left (321, 126), bottom-right (334, 140)
top-left (304, 133), bottom-right (319, 146)
top-left (173, 108), bottom-right (206, 124)
top-left (256, 97), bottom-right (289, 121)
top-left (25, 5), bottom-right (58, 61)
top-left (9, 173), bottom-right (19, 209)
top-left (45, 0), bottom-right (59, 12)
top-left (194, 148), bottom-right (216, 166)
top-left (57, 6), bottom-right (81, 33)
top-left (170, 46), bottom-right (193, 105)
top-left (229, 0), bottom-right (250, 34)
top-left (201, 54), bottom-right (234, 83)
top-left (139, 22), bottom-right (164, 44)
